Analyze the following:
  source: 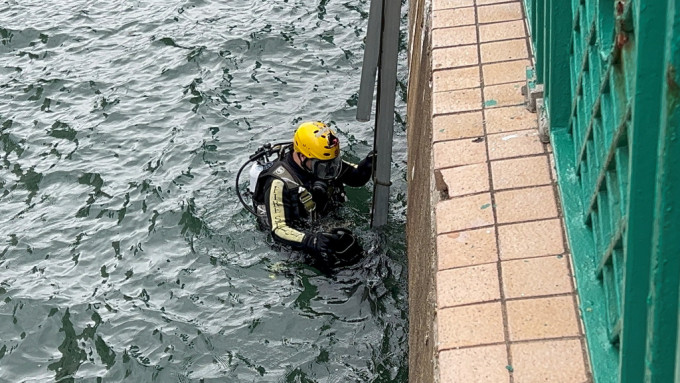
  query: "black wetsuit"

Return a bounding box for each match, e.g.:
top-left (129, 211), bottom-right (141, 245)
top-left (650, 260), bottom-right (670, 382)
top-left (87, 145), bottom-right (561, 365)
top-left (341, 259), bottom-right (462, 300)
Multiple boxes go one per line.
top-left (252, 151), bottom-right (372, 249)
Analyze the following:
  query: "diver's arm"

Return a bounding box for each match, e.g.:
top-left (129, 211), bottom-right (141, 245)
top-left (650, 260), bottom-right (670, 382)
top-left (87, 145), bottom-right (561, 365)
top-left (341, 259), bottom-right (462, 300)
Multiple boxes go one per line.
top-left (265, 178), bottom-right (307, 247)
top-left (338, 153), bottom-right (373, 187)
top-left (264, 178), bottom-right (338, 254)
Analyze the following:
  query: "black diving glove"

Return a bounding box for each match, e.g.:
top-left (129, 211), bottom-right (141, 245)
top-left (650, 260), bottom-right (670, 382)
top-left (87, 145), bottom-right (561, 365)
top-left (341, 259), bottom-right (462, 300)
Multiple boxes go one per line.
top-left (302, 232), bottom-right (341, 255)
top-left (358, 150), bottom-right (375, 176)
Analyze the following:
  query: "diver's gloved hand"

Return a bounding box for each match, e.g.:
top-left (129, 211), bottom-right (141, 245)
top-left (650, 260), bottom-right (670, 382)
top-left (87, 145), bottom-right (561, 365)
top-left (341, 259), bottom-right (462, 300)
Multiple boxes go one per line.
top-left (358, 150), bottom-right (375, 175)
top-left (328, 228), bottom-right (363, 264)
top-left (302, 232), bottom-right (342, 255)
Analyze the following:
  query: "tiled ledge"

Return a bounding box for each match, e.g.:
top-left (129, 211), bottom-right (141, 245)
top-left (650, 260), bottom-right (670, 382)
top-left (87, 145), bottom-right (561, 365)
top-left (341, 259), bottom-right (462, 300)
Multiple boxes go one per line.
top-left (429, 0), bottom-right (594, 381)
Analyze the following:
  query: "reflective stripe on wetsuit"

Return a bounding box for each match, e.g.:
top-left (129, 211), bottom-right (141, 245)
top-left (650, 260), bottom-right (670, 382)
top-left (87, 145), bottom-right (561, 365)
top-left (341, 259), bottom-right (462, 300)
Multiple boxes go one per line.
top-left (267, 178), bottom-right (306, 245)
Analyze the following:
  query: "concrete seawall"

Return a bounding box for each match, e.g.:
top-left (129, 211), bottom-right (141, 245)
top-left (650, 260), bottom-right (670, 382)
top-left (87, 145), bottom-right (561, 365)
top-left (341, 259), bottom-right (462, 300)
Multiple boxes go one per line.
top-left (406, 0), bottom-right (437, 381)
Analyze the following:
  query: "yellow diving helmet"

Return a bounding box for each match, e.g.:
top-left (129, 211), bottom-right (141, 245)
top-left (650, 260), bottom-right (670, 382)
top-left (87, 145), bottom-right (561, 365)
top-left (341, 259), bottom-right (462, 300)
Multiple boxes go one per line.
top-left (293, 122), bottom-right (342, 180)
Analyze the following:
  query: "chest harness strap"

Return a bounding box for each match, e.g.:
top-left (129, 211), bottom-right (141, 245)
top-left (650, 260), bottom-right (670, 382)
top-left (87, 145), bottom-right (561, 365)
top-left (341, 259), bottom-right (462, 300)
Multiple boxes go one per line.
top-left (269, 164), bottom-right (317, 220)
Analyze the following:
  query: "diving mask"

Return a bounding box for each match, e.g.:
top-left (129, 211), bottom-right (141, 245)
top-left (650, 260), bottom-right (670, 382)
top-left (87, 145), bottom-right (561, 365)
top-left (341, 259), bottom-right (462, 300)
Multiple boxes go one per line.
top-left (308, 156), bottom-right (342, 180)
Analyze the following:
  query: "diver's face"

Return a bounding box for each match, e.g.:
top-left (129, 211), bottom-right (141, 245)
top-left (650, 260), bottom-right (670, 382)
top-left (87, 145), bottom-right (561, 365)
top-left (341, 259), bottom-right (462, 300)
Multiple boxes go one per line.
top-left (296, 152), bottom-right (313, 172)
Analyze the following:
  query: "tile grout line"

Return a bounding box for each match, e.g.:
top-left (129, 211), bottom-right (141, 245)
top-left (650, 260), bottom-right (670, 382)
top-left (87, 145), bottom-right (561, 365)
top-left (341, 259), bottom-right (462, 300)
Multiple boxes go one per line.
top-left (433, 0), bottom-right (521, 11)
top-left (434, 57), bottom-right (532, 76)
top-left (435, 125), bottom-right (541, 139)
top-left (437, 215), bottom-right (565, 237)
top-left (433, 101), bottom-right (526, 116)
top-left (472, 0), bottom-right (514, 381)
top-left (444, 182), bottom-right (555, 200)
top-left (438, 182), bottom-right (556, 201)
top-left (439, 291), bottom-right (578, 311)
top-left (433, 134), bottom-right (541, 144)
top-left (436, 78), bottom-right (527, 89)
top-left (433, 17), bottom-right (525, 31)
top-left (432, 35), bottom-right (531, 53)
top-left (438, 251), bottom-right (575, 272)
top-left (436, 155), bottom-right (553, 173)
top-left (437, 334), bottom-right (587, 353)
top-left (435, 35), bottom-right (530, 50)
top-left (433, 0), bottom-right (522, 13)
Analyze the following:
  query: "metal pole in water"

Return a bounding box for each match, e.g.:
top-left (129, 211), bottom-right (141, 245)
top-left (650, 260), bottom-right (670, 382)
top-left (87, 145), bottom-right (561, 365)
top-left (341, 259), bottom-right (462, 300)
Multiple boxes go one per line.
top-left (370, 0), bottom-right (400, 228)
top-left (356, 0), bottom-right (383, 122)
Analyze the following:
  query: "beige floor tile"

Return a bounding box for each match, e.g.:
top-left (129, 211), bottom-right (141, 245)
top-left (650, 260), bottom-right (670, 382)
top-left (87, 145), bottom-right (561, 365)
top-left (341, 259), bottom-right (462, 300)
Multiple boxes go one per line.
top-left (434, 137), bottom-right (487, 168)
top-left (491, 155), bottom-right (552, 190)
top-left (487, 129), bottom-right (544, 160)
top-left (494, 186), bottom-right (558, 224)
top-left (433, 0), bottom-right (474, 10)
top-left (433, 45), bottom-right (479, 70)
top-left (441, 162), bottom-right (490, 197)
top-left (480, 39), bottom-right (529, 63)
top-left (434, 67), bottom-right (481, 92)
top-left (434, 111), bottom-right (485, 141)
top-left (438, 263), bottom-right (500, 307)
top-left (437, 193), bottom-right (495, 233)
top-left (438, 227), bottom-right (498, 269)
top-left (502, 256), bottom-right (574, 299)
top-left (484, 105), bottom-right (537, 134)
top-left (433, 7), bottom-right (476, 29)
top-left (439, 345), bottom-right (510, 382)
top-left (433, 25), bottom-right (478, 48)
top-left (434, 88), bottom-right (482, 115)
top-left (511, 339), bottom-right (588, 382)
top-left (479, 20), bottom-right (526, 43)
top-left (438, 302), bottom-right (506, 349)
top-left (483, 82), bottom-right (525, 108)
top-left (498, 219), bottom-right (565, 260)
top-left (482, 60), bottom-right (531, 85)
top-left (506, 296), bottom-right (581, 341)
top-left (477, 3), bottom-right (524, 24)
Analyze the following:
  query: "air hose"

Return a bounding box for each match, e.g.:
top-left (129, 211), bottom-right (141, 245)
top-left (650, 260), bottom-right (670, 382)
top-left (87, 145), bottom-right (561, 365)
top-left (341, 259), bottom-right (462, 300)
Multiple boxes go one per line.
top-left (235, 142), bottom-right (291, 216)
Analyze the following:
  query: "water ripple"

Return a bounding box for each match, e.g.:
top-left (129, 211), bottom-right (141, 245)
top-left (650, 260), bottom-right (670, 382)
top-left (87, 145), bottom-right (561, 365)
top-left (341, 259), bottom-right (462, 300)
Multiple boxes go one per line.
top-left (0, 0), bottom-right (408, 381)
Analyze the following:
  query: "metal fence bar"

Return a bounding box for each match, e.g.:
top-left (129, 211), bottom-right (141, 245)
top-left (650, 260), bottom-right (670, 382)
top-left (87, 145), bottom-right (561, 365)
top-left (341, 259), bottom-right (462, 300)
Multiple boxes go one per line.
top-left (547, 0), bottom-right (572, 128)
top-left (645, 1), bottom-right (680, 381)
top-left (618, 1), bottom-right (667, 382)
top-left (356, 0), bottom-right (384, 122)
top-left (535, 0), bottom-right (545, 83)
top-left (543, 0), bottom-right (552, 100)
top-left (371, 0), bottom-right (400, 228)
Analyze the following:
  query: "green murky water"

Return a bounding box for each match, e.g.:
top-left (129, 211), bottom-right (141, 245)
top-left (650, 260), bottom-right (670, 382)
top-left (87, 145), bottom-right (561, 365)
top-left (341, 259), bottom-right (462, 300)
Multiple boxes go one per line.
top-left (0, 0), bottom-right (408, 382)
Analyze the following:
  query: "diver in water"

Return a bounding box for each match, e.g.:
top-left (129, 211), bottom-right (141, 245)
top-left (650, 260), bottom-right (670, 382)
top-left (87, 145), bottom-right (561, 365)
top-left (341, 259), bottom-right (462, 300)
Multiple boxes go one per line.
top-left (249, 121), bottom-right (374, 266)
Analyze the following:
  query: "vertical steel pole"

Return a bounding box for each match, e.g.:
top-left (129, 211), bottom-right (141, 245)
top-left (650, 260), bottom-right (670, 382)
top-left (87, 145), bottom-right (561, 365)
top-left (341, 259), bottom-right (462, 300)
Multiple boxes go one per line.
top-left (356, 0), bottom-right (384, 122)
top-left (371, 0), bottom-right (400, 228)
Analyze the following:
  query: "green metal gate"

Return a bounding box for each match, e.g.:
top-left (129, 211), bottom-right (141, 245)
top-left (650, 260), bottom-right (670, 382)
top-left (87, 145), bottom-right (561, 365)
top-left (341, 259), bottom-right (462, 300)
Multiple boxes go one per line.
top-left (522, 0), bottom-right (680, 382)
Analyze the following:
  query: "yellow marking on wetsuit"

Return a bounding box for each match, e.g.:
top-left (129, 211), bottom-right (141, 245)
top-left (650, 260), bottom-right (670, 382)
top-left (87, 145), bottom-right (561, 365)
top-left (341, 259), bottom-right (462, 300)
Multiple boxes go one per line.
top-left (269, 179), bottom-right (305, 244)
